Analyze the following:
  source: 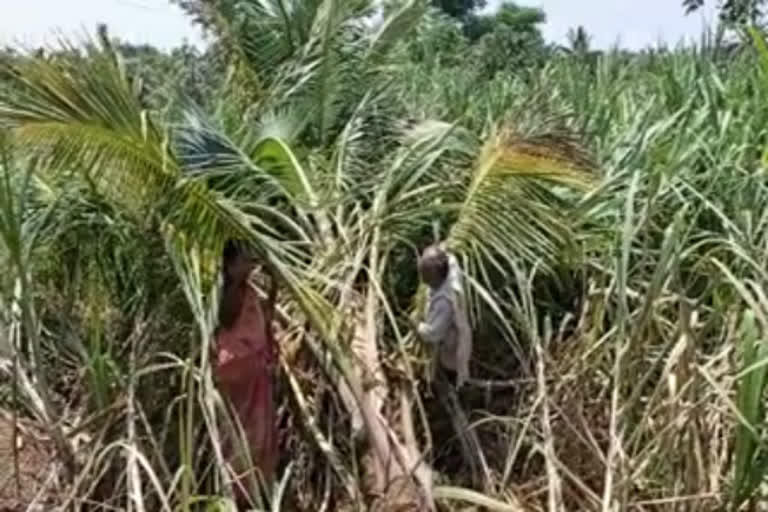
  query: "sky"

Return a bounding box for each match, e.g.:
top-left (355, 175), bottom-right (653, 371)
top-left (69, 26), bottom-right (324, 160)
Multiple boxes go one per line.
top-left (0, 0), bottom-right (719, 51)
top-left (495, 0), bottom-right (719, 49)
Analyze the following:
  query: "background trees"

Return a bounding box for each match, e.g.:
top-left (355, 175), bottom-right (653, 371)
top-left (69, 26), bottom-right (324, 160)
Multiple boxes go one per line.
top-left (430, 0), bottom-right (486, 18)
top-left (683, 0), bottom-right (766, 24)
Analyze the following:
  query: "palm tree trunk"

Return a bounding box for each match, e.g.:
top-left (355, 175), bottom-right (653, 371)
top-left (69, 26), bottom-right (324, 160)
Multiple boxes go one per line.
top-left (337, 238), bottom-right (433, 509)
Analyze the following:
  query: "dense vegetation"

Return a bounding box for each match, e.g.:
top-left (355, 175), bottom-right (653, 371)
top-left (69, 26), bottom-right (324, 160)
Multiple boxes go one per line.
top-left (2, 1), bottom-right (768, 511)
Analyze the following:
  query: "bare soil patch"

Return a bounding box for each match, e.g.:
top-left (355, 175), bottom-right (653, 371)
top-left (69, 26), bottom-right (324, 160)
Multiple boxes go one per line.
top-left (0, 412), bottom-right (56, 512)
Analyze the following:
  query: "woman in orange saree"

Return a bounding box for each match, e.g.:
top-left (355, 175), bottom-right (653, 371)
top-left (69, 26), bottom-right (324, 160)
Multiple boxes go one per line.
top-left (213, 240), bottom-right (278, 508)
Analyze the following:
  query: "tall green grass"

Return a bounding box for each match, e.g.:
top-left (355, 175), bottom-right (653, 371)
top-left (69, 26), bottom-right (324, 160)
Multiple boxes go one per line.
top-left (396, 24), bottom-right (768, 510)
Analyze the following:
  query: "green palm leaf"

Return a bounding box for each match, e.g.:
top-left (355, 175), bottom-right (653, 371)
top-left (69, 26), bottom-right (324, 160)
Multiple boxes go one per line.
top-left (446, 127), bottom-right (596, 270)
top-left (0, 40), bottom-right (308, 283)
top-left (365, 0), bottom-right (428, 66)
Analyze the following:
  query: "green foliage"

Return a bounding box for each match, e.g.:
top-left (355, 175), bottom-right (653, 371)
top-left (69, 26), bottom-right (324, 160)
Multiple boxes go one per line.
top-left (684, 0), bottom-right (765, 25)
top-left (731, 311), bottom-right (768, 509)
top-left (401, 8), bottom-right (469, 67)
top-left (470, 24), bottom-right (546, 78)
top-left (5, 2), bottom-right (768, 511)
top-left (463, 2), bottom-right (548, 77)
top-left (462, 1), bottom-right (545, 41)
top-left (430, 0), bottom-right (485, 18)
top-left (566, 26), bottom-right (592, 55)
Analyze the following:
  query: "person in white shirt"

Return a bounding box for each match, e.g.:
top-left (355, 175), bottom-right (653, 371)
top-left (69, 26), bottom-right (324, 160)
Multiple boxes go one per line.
top-left (417, 245), bottom-right (472, 388)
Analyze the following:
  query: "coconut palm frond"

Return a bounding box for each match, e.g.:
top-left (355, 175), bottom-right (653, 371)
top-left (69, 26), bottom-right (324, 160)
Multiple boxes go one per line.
top-left (174, 112), bottom-right (318, 208)
top-left (0, 49), bottom-right (171, 215)
top-left (0, 40), bottom-right (308, 281)
top-left (365, 0), bottom-right (428, 66)
top-left (444, 128), bottom-right (598, 309)
top-left (494, 131), bottom-right (597, 189)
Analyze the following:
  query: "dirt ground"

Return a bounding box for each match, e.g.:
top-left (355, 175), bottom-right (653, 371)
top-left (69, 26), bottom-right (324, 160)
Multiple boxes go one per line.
top-left (0, 412), bottom-right (55, 512)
